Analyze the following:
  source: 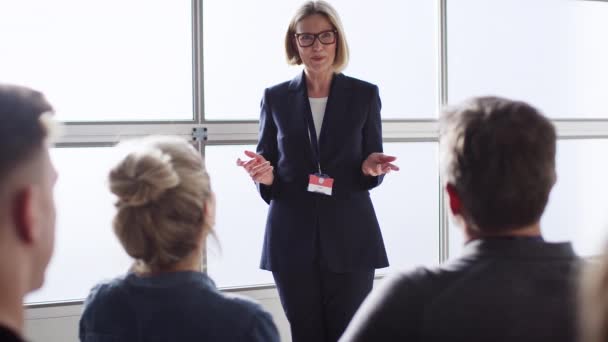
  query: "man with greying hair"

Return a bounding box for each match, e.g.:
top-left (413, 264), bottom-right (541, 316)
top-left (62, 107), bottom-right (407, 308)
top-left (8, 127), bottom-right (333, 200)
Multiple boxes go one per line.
top-left (341, 96), bottom-right (580, 341)
top-left (0, 84), bottom-right (58, 342)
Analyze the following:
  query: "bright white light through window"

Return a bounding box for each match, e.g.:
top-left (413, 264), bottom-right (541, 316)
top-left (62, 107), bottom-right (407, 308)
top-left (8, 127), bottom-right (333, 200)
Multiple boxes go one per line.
top-left (0, 1), bottom-right (193, 122)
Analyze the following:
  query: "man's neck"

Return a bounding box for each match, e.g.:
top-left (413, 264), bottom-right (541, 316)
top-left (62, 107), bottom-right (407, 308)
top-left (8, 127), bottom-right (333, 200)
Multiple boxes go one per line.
top-left (0, 241), bottom-right (27, 337)
top-left (465, 222), bottom-right (542, 242)
top-left (0, 300), bottom-right (24, 337)
top-left (137, 247), bottom-right (203, 276)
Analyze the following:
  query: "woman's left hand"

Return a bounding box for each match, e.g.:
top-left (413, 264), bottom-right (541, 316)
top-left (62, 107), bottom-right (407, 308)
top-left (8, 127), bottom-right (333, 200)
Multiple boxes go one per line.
top-left (362, 153), bottom-right (400, 176)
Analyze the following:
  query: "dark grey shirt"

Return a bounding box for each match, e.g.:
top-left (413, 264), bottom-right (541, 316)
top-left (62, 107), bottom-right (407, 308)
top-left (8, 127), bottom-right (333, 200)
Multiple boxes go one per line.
top-left (341, 238), bottom-right (580, 342)
top-left (79, 271), bottom-right (279, 342)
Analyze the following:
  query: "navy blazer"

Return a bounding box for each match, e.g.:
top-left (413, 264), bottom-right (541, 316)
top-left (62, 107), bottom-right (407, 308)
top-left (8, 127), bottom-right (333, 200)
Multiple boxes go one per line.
top-left (256, 71), bottom-right (389, 273)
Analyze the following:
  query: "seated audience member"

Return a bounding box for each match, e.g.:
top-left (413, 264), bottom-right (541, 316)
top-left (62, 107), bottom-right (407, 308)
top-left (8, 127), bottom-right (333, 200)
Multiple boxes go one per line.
top-left (79, 136), bottom-right (280, 342)
top-left (340, 96), bottom-right (581, 342)
top-left (0, 84), bottom-right (58, 342)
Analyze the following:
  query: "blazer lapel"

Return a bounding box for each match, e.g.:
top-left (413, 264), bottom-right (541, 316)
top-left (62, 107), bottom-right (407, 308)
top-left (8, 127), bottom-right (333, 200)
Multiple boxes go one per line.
top-left (288, 71), bottom-right (316, 168)
top-left (319, 73), bottom-right (351, 160)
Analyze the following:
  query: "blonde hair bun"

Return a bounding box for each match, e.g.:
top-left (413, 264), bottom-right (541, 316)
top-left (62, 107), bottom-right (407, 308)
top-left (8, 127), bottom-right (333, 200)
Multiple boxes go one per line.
top-left (109, 147), bottom-right (180, 207)
top-left (109, 136), bottom-right (212, 271)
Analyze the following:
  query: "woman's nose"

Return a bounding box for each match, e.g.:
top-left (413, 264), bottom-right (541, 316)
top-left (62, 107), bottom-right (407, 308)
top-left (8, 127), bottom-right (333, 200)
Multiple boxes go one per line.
top-left (312, 38), bottom-right (323, 50)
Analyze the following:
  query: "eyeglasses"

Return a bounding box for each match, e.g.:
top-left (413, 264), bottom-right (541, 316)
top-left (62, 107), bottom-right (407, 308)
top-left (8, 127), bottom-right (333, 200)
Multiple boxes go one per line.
top-left (294, 30), bottom-right (337, 47)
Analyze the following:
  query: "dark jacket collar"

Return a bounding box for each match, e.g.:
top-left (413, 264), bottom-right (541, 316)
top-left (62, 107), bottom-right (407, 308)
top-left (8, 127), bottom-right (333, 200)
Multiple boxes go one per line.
top-left (126, 271), bottom-right (216, 289)
top-left (288, 70), bottom-right (349, 94)
top-left (460, 238), bottom-right (576, 260)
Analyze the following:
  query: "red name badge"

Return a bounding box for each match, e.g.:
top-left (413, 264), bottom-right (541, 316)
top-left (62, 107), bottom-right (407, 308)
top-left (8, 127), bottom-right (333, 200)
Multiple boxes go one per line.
top-left (308, 173), bottom-right (334, 196)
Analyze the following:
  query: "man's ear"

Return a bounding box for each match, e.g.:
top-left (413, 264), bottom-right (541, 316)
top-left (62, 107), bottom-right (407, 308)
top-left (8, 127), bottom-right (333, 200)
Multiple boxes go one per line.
top-left (445, 183), bottom-right (462, 216)
top-left (12, 187), bottom-right (36, 244)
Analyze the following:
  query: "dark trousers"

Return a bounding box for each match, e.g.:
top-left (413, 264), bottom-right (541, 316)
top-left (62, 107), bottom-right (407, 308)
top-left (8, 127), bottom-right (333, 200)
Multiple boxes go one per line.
top-left (272, 265), bottom-right (374, 342)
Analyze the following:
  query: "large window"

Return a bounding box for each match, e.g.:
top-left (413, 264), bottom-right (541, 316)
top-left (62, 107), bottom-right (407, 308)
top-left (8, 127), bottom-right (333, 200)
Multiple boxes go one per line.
top-left (542, 139), bottom-right (608, 256)
top-left (447, 0), bottom-right (575, 117)
top-left (26, 148), bottom-right (131, 303)
top-left (371, 143), bottom-right (439, 273)
top-left (202, 0), bottom-right (438, 120)
top-left (0, 1), bottom-right (193, 121)
top-left (572, 0), bottom-right (608, 116)
top-left (17, 0), bottom-right (608, 304)
top-left (205, 145), bottom-right (274, 288)
top-left (447, 0), bottom-right (608, 259)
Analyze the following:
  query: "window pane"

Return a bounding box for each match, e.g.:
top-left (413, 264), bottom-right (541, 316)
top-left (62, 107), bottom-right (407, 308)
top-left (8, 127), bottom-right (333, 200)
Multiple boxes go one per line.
top-left (573, 1), bottom-right (608, 117)
top-left (205, 143), bottom-right (439, 288)
top-left (373, 142), bottom-right (439, 273)
top-left (447, 0), bottom-right (576, 117)
top-left (26, 148), bottom-right (131, 304)
top-left (448, 139), bottom-right (608, 260)
top-left (203, 0), bottom-right (437, 120)
top-left (0, 1), bottom-right (193, 122)
top-left (542, 139), bottom-right (608, 256)
top-left (205, 145), bottom-right (274, 288)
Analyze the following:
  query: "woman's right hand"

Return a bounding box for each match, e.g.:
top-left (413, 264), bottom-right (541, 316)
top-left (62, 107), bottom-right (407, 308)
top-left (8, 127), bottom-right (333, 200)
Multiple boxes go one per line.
top-left (236, 150), bottom-right (274, 186)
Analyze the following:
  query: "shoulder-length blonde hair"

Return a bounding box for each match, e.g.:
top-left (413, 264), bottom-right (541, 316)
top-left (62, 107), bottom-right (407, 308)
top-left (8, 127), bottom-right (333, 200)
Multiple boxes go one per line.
top-left (284, 1), bottom-right (349, 73)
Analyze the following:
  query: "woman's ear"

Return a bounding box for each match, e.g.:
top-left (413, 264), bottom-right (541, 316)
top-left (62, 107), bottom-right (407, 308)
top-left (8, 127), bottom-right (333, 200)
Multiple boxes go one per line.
top-left (202, 192), bottom-right (216, 230)
top-left (445, 183), bottom-right (462, 216)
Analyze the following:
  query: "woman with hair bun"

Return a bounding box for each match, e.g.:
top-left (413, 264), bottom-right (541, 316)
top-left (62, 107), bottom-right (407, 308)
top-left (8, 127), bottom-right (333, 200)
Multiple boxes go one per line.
top-left (79, 136), bottom-right (279, 342)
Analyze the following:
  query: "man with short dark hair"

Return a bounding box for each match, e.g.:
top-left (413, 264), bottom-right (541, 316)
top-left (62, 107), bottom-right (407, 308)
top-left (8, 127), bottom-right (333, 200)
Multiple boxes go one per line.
top-left (0, 84), bottom-right (58, 342)
top-left (340, 96), bottom-right (580, 342)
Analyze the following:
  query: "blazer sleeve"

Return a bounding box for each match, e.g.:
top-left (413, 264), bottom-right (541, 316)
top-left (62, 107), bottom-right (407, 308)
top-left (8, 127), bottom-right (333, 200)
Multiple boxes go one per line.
top-left (255, 88), bottom-right (279, 204)
top-left (360, 85), bottom-right (385, 190)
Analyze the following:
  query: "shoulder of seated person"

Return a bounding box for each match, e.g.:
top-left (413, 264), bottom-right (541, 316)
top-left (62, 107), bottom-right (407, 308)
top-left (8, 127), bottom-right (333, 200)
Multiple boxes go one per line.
top-left (84, 276), bottom-right (129, 303)
top-left (221, 292), bottom-right (262, 306)
top-left (217, 292), bottom-right (272, 316)
top-left (378, 265), bottom-right (460, 298)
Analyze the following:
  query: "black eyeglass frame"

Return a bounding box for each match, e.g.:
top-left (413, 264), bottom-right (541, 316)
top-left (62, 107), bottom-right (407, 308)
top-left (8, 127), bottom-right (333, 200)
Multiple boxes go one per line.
top-left (293, 29), bottom-right (338, 47)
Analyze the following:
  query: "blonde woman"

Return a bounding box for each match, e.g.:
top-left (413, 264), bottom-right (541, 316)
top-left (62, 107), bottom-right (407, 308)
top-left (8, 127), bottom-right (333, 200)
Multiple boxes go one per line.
top-left (79, 136), bottom-right (279, 342)
top-left (237, 1), bottom-right (398, 341)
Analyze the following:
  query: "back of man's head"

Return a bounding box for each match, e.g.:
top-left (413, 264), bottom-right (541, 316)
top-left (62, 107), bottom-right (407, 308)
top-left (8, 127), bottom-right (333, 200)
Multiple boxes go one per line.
top-left (440, 96), bottom-right (556, 234)
top-left (0, 84), bottom-right (57, 336)
top-left (0, 84), bottom-right (53, 180)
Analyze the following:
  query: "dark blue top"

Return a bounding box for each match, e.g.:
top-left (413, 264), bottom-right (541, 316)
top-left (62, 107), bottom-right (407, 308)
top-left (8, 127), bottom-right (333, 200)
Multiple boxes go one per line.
top-left (79, 272), bottom-right (280, 342)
